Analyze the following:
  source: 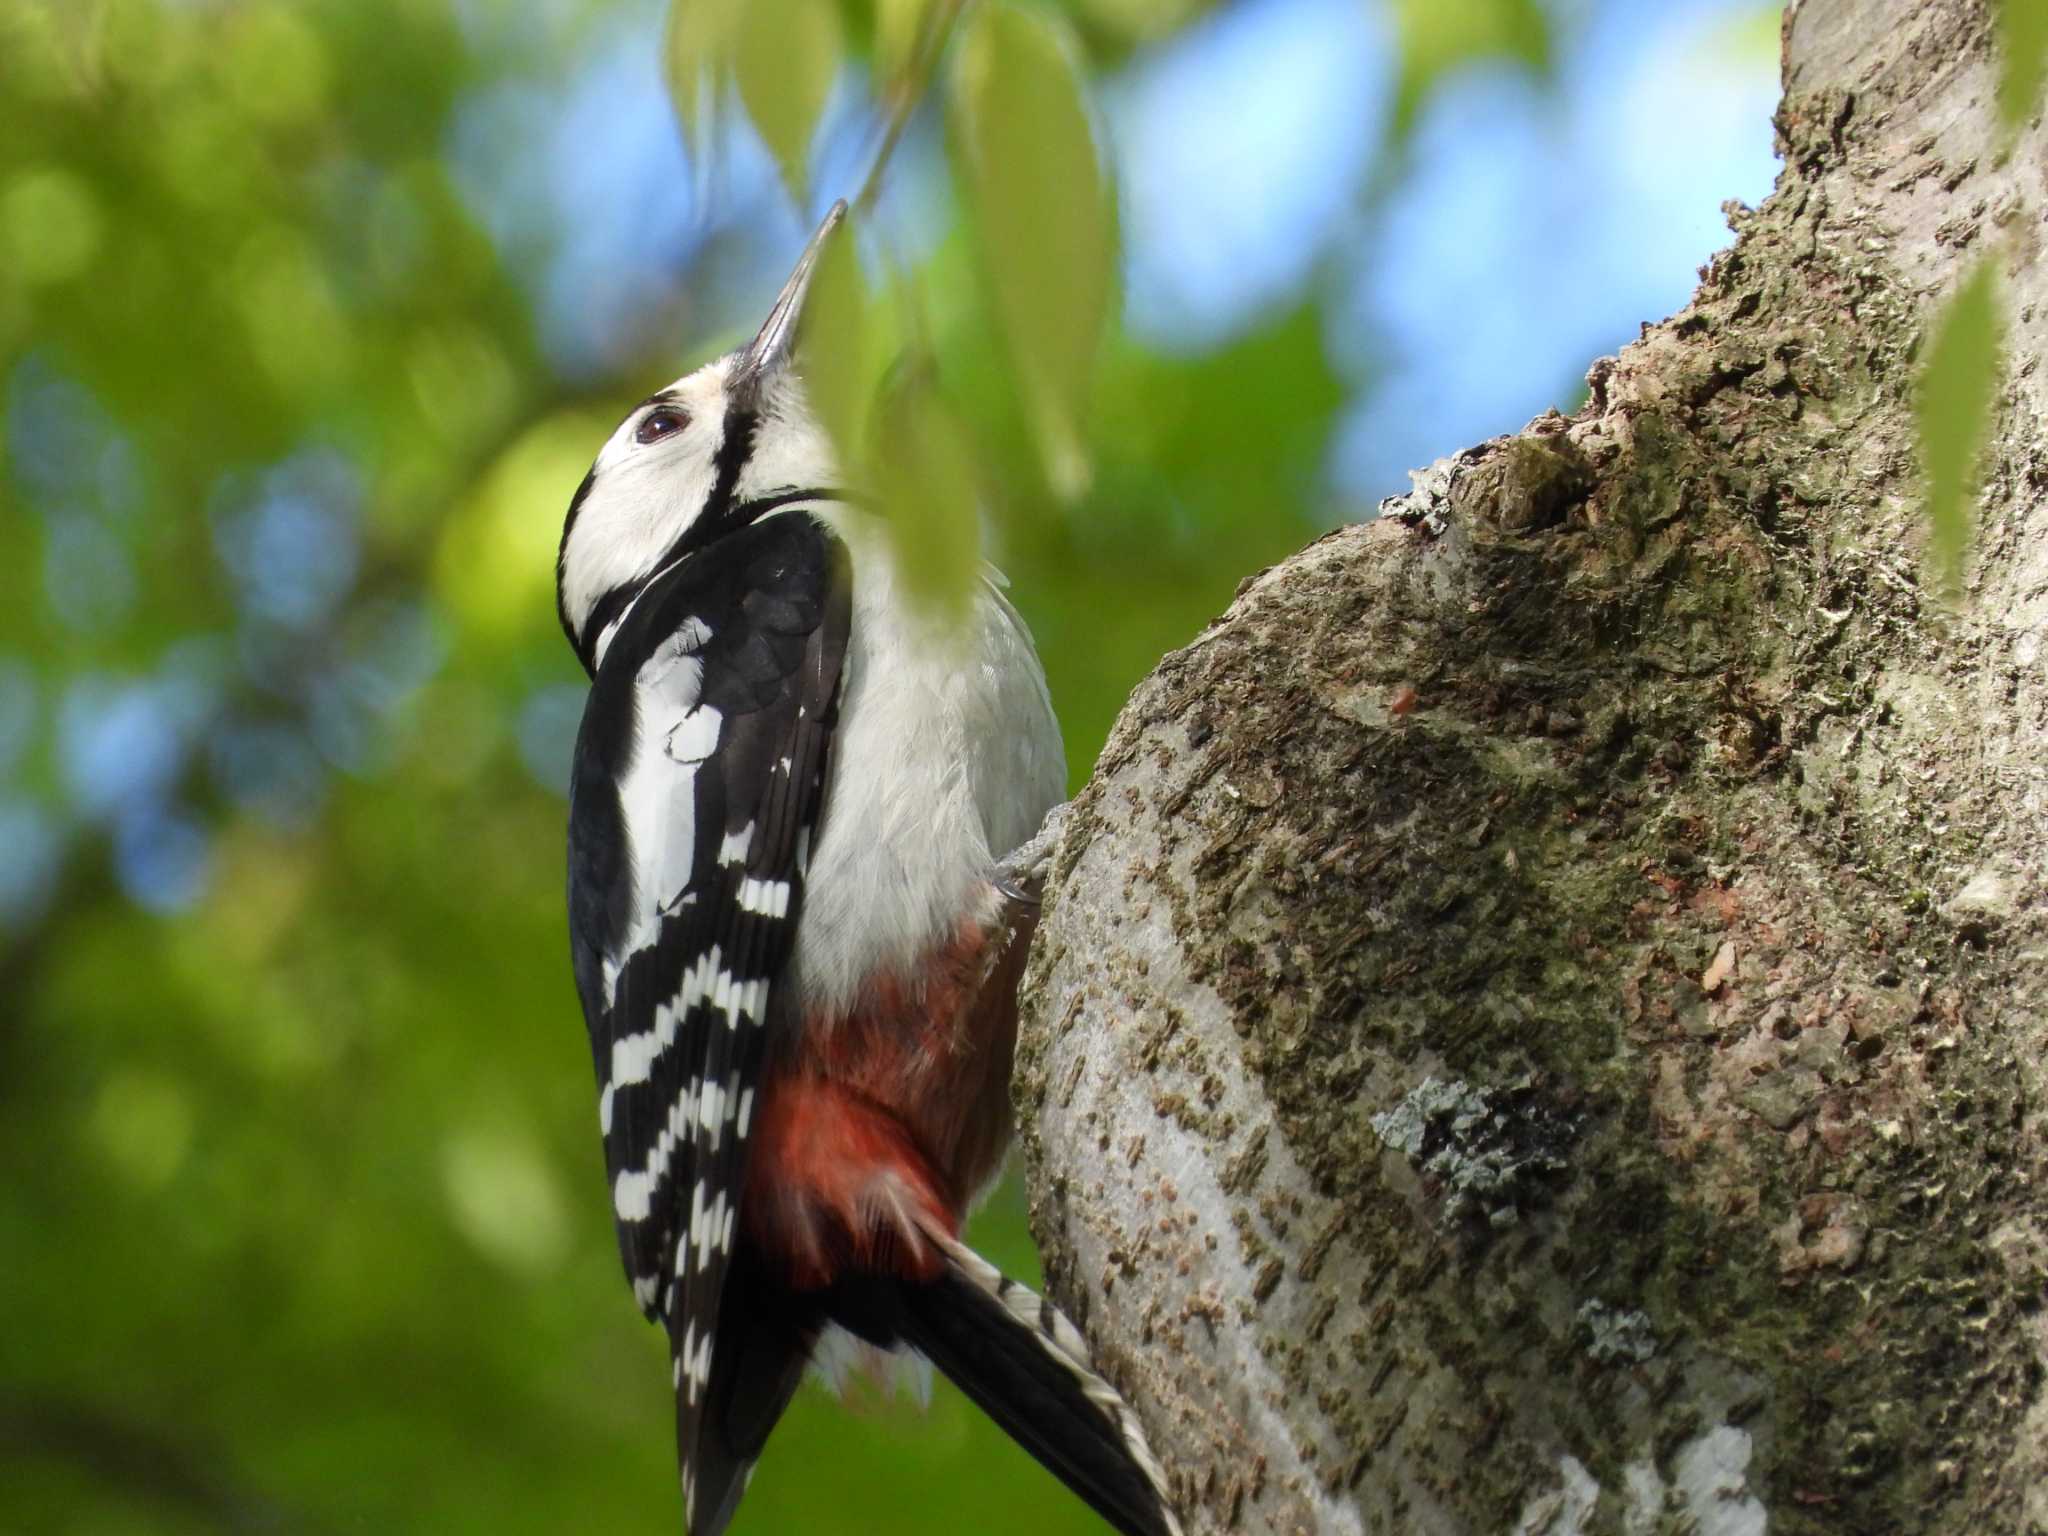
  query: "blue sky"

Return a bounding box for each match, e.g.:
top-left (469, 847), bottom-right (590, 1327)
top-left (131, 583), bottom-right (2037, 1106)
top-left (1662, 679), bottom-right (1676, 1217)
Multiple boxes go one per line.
top-left (1103, 0), bottom-right (1782, 494)
top-left (1329, 1), bottom-right (1784, 492)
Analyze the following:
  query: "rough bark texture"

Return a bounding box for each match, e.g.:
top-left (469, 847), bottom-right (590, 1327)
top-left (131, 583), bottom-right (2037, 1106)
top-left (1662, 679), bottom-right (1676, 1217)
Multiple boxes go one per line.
top-left (1015, 2), bottom-right (2048, 1533)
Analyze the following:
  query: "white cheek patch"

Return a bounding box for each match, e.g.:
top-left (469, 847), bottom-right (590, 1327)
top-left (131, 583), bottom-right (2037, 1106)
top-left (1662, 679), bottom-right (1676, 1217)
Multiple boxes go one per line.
top-left (559, 367), bottom-right (735, 653)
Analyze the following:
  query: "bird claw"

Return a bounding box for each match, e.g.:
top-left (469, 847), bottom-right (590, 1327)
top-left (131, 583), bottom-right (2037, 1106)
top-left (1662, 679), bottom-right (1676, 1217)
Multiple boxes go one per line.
top-left (993, 800), bottom-right (1073, 904)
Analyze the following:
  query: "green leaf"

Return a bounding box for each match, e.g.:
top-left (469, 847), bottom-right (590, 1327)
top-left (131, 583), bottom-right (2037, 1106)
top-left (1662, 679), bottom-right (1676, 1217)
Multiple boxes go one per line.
top-left (796, 228), bottom-right (879, 475)
top-left (951, 3), bottom-right (1114, 501)
top-left (1995, 0), bottom-right (2048, 132)
top-left (877, 362), bottom-right (982, 621)
top-left (1915, 258), bottom-right (2004, 591)
top-left (1389, 0), bottom-right (1552, 137)
top-left (664, 0), bottom-right (745, 154)
top-left (734, 0), bottom-right (843, 202)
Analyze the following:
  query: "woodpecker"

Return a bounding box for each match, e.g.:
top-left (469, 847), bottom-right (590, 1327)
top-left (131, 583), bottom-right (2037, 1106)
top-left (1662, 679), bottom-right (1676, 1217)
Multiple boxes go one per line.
top-left (556, 201), bottom-right (1181, 1536)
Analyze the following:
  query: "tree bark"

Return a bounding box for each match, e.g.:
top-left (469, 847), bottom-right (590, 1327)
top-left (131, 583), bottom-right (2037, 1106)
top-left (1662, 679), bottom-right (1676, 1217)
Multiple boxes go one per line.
top-left (1015, 2), bottom-right (2048, 1532)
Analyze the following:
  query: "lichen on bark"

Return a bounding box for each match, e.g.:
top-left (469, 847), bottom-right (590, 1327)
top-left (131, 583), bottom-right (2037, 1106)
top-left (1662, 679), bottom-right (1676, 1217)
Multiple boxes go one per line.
top-left (1016, 2), bottom-right (2048, 1532)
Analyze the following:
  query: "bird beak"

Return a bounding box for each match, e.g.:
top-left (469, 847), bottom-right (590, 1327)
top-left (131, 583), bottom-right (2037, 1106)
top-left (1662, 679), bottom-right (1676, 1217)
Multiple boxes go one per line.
top-left (732, 199), bottom-right (846, 404)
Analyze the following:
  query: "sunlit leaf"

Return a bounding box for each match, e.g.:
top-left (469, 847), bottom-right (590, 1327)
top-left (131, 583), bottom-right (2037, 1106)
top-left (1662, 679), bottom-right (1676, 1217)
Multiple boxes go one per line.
top-left (798, 229), bottom-right (879, 476)
top-left (877, 363), bottom-right (981, 620)
top-left (1995, 0), bottom-right (2048, 132)
top-left (1915, 258), bottom-right (2004, 591)
top-left (664, 0), bottom-right (745, 155)
top-left (951, 3), bottom-right (1114, 501)
top-left (1389, 0), bottom-right (1551, 137)
top-left (435, 413), bottom-right (612, 646)
top-left (735, 0), bottom-right (843, 202)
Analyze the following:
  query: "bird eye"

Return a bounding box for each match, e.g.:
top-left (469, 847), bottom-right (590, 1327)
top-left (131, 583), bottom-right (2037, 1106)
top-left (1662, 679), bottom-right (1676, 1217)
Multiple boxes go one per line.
top-left (636, 407), bottom-right (686, 445)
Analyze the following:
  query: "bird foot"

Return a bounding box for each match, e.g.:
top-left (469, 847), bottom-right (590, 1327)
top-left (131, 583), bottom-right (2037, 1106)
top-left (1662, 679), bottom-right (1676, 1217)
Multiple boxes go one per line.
top-left (992, 800), bottom-right (1073, 904)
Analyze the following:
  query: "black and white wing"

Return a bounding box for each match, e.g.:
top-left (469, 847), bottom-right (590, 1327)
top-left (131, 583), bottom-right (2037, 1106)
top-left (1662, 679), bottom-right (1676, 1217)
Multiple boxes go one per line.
top-left (565, 510), bottom-right (849, 1528)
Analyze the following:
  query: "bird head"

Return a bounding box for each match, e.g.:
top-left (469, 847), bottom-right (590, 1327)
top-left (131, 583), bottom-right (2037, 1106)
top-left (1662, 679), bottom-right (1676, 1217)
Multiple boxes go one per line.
top-left (556, 200), bottom-right (846, 676)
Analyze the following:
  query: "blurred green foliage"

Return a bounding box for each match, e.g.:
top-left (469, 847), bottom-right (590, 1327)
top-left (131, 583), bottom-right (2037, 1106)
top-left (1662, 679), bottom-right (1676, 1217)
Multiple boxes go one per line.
top-left (0, 0), bottom-right (1566, 1531)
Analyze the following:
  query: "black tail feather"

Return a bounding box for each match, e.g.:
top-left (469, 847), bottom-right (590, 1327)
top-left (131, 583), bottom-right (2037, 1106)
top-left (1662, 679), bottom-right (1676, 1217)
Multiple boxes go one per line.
top-left (681, 1248), bottom-right (815, 1536)
top-left (876, 1237), bottom-right (1182, 1536)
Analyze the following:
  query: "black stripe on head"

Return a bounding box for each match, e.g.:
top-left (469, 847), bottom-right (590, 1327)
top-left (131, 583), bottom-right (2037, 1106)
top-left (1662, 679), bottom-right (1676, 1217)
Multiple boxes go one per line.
top-left (682, 398), bottom-right (858, 550)
top-left (700, 400), bottom-right (761, 543)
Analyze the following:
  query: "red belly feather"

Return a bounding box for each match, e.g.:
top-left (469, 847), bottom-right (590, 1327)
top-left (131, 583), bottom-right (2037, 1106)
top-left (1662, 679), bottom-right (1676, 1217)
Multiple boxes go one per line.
top-left (741, 898), bottom-right (1034, 1290)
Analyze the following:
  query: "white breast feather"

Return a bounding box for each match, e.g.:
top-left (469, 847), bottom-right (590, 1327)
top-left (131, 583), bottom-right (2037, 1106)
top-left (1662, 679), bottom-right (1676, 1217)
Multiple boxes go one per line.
top-left (792, 511), bottom-right (1064, 1017)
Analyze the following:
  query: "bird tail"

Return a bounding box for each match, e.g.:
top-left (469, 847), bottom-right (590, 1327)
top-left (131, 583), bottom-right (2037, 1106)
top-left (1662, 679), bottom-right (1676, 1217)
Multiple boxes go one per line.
top-left (894, 1234), bottom-right (1183, 1536)
top-left (677, 1247), bottom-right (813, 1536)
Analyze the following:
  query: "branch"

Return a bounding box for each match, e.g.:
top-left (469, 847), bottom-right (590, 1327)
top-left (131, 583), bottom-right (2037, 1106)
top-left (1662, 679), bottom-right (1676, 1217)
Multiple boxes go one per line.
top-left (853, 0), bottom-right (968, 217)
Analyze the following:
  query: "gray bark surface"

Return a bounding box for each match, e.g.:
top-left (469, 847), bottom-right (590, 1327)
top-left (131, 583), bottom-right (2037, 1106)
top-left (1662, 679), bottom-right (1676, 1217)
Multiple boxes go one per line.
top-left (1014, 2), bottom-right (2048, 1532)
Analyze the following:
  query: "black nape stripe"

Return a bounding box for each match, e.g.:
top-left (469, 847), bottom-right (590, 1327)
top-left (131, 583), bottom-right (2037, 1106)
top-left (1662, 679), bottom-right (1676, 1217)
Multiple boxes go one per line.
top-left (705, 403), bottom-right (761, 532)
top-left (687, 395), bottom-right (858, 551)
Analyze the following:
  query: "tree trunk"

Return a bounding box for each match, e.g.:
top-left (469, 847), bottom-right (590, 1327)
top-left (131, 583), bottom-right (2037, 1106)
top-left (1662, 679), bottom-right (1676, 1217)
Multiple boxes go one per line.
top-left (1014, 2), bottom-right (2048, 1532)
